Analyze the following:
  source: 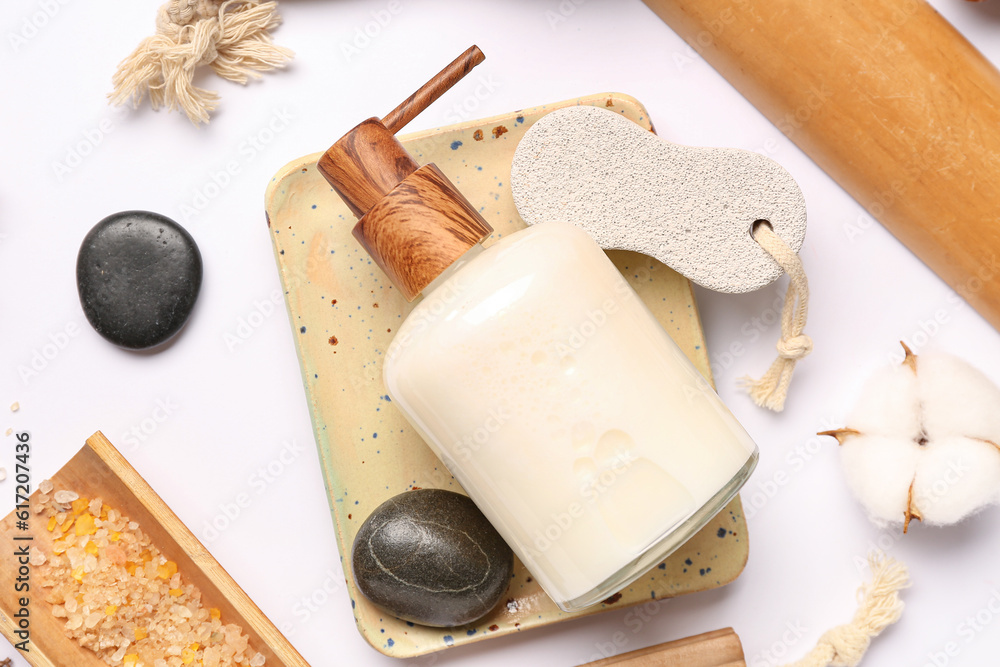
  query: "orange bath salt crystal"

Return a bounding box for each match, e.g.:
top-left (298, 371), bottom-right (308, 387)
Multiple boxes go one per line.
top-left (110, 531), bottom-right (121, 541)
top-left (140, 550), bottom-right (152, 562)
top-left (209, 607), bottom-right (221, 620)
top-left (75, 513), bottom-right (97, 536)
top-left (125, 561), bottom-right (137, 575)
top-left (133, 627), bottom-right (148, 641)
top-left (105, 605), bottom-right (117, 615)
top-left (60, 517), bottom-right (75, 532)
top-left (181, 647), bottom-right (196, 664)
top-left (84, 541), bottom-right (99, 556)
top-left (71, 566), bottom-right (85, 582)
top-left (189, 642), bottom-right (200, 651)
top-left (169, 588), bottom-right (183, 597)
top-left (101, 504), bottom-right (110, 519)
top-left (123, 654), bottom-right (139, 667)
top-left (71, 497), bottom-right (89, 515)
top-left (47, 516), bottom-right (57, 531)
top-left (157, 560), bottom-right (178, 579)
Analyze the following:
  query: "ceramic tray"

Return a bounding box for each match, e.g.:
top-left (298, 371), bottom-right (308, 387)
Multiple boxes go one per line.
top-left (264, 93), bottom-right (749, 658)
top-left (0, 432), bottom-right (309, 667)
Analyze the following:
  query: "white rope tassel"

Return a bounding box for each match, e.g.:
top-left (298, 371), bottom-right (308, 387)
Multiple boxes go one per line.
top-left (108, 0), bottom-right (294, 125)
top-left (740, 222), bottom-right (813, 411)
top-left (782, 553), bottom-right (910, 667)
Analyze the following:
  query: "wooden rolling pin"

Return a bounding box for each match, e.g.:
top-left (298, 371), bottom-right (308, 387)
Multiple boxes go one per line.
top-left (580, 627), bottom-right (746, 666)
top-left (643, 0), bottom-right (1000, 330)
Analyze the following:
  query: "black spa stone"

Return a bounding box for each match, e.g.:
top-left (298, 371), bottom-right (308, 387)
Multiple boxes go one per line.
top-left (352, 489), bottom-right (514, 627)
top-left (76, 211), bottom-right (202, 350)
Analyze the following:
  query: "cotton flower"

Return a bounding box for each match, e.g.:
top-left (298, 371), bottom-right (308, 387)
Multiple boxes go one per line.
top-left (821, 343), bottom-right (1000, 531)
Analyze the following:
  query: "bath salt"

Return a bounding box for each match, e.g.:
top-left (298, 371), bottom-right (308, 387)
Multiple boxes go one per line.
top-left (34, 488), bottom-right (266, 667)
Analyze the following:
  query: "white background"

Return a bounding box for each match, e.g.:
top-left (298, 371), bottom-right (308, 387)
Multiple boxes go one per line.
top-left (3, 1), bottom-right (1000, 666)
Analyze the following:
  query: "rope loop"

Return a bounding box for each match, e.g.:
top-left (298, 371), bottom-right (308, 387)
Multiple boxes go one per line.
top-left (739, 221), bottom-right (812, 412)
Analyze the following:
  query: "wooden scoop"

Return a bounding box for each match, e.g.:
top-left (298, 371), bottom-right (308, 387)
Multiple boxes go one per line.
top-left (0, 432), bottom-right (310, 667)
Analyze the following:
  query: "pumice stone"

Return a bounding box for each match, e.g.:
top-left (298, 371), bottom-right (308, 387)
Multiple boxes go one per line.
top-left (511, 105), bottom-right (807, 294)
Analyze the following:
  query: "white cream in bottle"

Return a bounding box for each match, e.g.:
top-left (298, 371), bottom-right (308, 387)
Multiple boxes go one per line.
top-left (384, 222), bottom-right (758, 610)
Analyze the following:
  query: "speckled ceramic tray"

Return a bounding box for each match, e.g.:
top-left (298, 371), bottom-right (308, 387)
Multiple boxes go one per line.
top-left (265, 93), bottom-right (749, 658)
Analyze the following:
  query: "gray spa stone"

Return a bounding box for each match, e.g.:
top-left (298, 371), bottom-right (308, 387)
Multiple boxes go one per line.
top-left (76, 211), bottom-right (202, 350)
top-left (352, 489), bottom-right (513, 627)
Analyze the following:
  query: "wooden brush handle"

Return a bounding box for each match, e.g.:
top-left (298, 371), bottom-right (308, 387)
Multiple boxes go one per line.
top-left (643, 0), bottom-right (1000, 330)
top-left (382, 45), bottom-right (485, 133)
top-left (580, 627), bottom-right (746, 666)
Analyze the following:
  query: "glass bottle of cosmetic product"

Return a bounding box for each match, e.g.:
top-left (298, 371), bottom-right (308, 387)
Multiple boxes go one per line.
top-left (383, 221), bottom-right (757, 611)
top-left (320, 121), bottom-right (758, 612)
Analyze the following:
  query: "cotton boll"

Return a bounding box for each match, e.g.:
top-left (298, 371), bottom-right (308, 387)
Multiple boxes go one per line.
top-left (917, 353), bottom-right (1000, 442)
top-left (846, 362), bottom-right (921, 438)
top-left (824, 343), bottom-right (1000, 532)
top-left (840, 435), bottom-right (921, 526)
top-left (912, 436), bottom-right (1000, 525)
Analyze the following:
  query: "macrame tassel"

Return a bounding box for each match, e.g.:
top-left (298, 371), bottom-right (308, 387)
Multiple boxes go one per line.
top-left (782, 553), bottom-right (910, 667)
top-left (739, 222), bottom-right (813, 411)
top-left (108, 0), bottom-right (294, 125)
